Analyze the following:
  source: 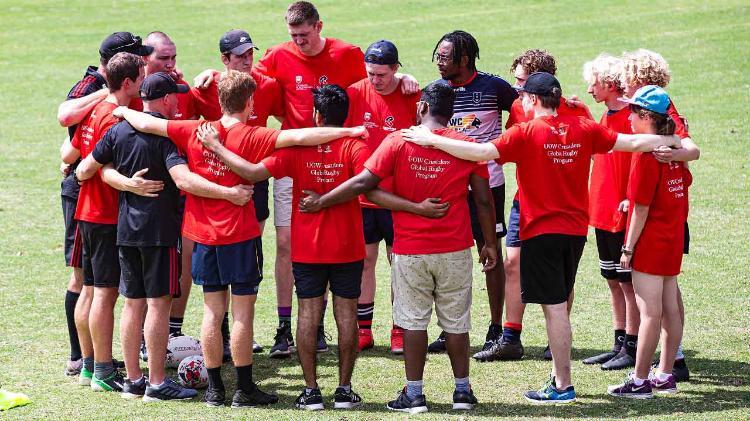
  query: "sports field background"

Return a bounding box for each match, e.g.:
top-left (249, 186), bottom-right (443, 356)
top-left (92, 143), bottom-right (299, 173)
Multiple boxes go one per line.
top-left (0, 0), bottom-right (748, 419)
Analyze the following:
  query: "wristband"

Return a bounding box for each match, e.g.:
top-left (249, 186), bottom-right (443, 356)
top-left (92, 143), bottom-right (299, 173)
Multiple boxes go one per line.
top-left (621, 245), bottom-right (633, 256)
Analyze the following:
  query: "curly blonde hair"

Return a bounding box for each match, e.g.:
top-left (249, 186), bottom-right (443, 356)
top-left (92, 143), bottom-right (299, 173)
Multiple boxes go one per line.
top-left (620, 49), bottom-right (670, 89)
top-left (583, 53), bottom-right (623, 92)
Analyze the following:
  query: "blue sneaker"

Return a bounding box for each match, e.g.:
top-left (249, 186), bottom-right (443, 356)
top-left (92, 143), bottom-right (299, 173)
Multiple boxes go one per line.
top-left (524, 376), bottom-right (575, 404)
top-left (143, 378), bottom-right (198, 402)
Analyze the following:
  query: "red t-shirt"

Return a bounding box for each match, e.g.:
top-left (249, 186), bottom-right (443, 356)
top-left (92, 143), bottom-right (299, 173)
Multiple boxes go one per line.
top-left (505, 96), bottom-right (591, 130)
top-left (189, 69), bottom-right (284, 125)
top-left (493, 115), bottom-right (618, 240)
top-left (262, 137), bottom-right (369, 263)
top-left (346, 78), bottom-right (420, 208)
top-left (589, 107), bottom-right (634, 232)
top-left (166, 120), bottom-right (280, 245)
top-left (667, 100), bottom-right (690, 140)
top-left (256, 38), bottom-right (366, 129)
top-left (72, 100), bottom-right (120, 224)
top-left (365, 128), bottom-right (488, 255)
top-left (129, 78), bottom-right (194, 120)
top-left (627, 153), bottom-right (691, 276)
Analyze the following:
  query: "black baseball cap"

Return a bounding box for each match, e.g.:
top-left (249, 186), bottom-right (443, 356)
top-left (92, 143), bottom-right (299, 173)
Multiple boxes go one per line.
top-left (99, 32), bottom-right (154, 60)
top-left (517, 72), bottom-right (561, 96)
top-left (140, 72), bottom-right (189, 101)
top-left (220, 29), bottom-right (259, 55)
top-left (364, 40), bottom-right (401, 66)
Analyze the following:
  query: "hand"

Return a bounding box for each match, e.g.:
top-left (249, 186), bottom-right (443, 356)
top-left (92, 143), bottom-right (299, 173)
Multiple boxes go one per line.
top-left (565, 95), bottom-right (584, 108)
top-left (399, 73), bottom-right (420, 95)
top-left (479, 244), bottom-right (498, 272)
top-left (112, 106), bottom-right (128, 118)
top-left (299, 190), bottom-right (323, 213)
top-left (349, 126), bottom-right (369, 140)
top-left (60, 162), bottom-right (71, 178)
top-left (620, 252), bottom-right (632, 270)
top-left (227, 184), bottom-right (254, 206)
top-left (401, 125), bottom-right (435, 146)
top-left (413, 198), bottom-right (449, 218)
top-left (170, 67), bottom-right (184, 82)
top-left (126, 168), bottom-right (164, 197)
top-left (197, 123), bottom-right (222, 152)
top-left (671, 135), bottom-right (682, 149)
top-left (193, 69), bottom-right (216, 89)
top-left (617, 199), bottom-right (629, 213)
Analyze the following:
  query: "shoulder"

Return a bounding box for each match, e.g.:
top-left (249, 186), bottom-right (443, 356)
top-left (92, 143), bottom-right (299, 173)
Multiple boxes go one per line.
top-left (347, 78), bottom-right (368, 92)
top-left (439, 128), bottom-right (475, 143)
top-left (328, 38), bottom-right (361, 53)
top-left (477, 71), bottom-right (512, 87)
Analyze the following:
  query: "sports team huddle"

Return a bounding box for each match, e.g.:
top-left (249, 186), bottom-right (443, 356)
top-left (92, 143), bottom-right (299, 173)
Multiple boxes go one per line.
top-left (55, 0), bottom-right (700, 413)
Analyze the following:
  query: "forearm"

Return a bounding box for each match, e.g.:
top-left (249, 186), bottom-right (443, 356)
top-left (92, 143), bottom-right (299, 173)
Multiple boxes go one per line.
top-left (119, 108), bottom-right (168, 136)
top-left (100, 166), bottom-right (133, 191)
top-left (60, 137), bottom-right (80, 164)
top-left (277, 126), bottom-right (357, 148)
top-left (624, 204), bottom-right (649, 250)
top-left (58, 89), bottom-right (107, 127)
top-left (75, 155), bottom-right (103, 182)
top-left (671, 137), bottom-right (700, 161)
top-left (432, 137), bottom-right (499, 162)
top-left (319, 172), bottom-right (379, 209)
top-left (616, 133), bottom-right (679, 152)
top-left (211, 143), bottom-right (269, 183)
top-left (175, 171), bottom-right (234, 199)
top-left (365, 188), bottom-right (420, 213)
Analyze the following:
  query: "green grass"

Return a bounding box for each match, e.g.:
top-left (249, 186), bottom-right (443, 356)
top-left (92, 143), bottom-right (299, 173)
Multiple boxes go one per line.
top-left (1, 0), bottom-right (749, 418)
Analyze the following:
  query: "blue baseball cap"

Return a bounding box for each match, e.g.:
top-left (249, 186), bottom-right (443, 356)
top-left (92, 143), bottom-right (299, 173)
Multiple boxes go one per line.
top-left (620, 85), bottom-right (670, 115)
top-left (364, 40), bottom-right (402, 66)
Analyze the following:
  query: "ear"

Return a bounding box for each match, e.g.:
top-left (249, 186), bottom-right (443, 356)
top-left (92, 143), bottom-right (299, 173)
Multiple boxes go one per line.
top-left (316, 20), bottom-right (323, 33)
top-left (220, 54), bottom-right (230, 67)
top-left (313, 109), bottom-right (324, 126)
top-left (460, 55), bottom-right (469, 68)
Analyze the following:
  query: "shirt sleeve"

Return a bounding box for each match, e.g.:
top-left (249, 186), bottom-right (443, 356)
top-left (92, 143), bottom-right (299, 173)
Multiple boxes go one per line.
top-left (166, 120), bottom-right (199, 152)
top-left (255, 49), bottom-right (275, 77)
top-left (349, 139), bottom-right (371, 173)
top-left (505, 98), bottom-right (525, 129)
top-left (238, 126), bottom-right (281, 161)
top-left (495, 77), bottom-right (518, 113)
top-left (344, 48), bottom-right (367, 86)
top-left (162, 139), bottom-right (188, 170)
top-left (266, 77), bottom-right (285, 118)
top-left (629, 153), bottom-right (660, 206)
top-left (667, 101), bottom-right (690, 139)
top-left (364, 135), bottom-right (397, 179)
top-left (91, 127), bottom-right (115, 165)
top-left (583, 119), bottom-right (618, 154)
top-left (260, 148), bottom-right (292, 179)
top-left (492, 124), bottom-right (525, 165)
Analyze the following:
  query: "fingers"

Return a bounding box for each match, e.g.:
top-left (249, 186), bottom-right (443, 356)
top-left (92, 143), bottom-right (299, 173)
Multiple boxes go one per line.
top-left (132, 168), bottom-right (149, 178)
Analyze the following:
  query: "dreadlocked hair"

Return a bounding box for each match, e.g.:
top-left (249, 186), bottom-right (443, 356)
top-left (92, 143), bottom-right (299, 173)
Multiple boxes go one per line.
top-left (432, 30), bottom-right (479, 70)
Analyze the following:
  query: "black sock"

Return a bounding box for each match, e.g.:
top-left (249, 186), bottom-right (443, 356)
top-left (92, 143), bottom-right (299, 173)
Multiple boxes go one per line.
top-left (65, 290), bottom-right (82, 360)
top-left (221, 312), bottom-right (230, 341)
top-left (83, 357), bottom-right (94, 372)
top-left (502, 326), bottom-right (521, 343)
top-left (94, 361), bottom-right (114, 379)
top-left (614, 329), bottom-right (626, 352)
top-left (236, 364), bottom-right (253, 392)
top-left (169, 317), bottom-right (183, 336)
top-left (208, 367), bottom-right (224, 390)
top-left (624, 334), bottom-right (638, 357)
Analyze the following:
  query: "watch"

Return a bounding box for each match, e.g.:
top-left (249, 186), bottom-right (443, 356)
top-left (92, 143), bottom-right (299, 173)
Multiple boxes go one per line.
top-left (621, 245), bottom-right (633, 256)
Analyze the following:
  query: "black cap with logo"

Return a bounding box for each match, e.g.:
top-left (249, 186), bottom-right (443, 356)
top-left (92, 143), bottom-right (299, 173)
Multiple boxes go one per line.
top-left (140, 72), bottom-right (189, 101)
top-left (99, 32), bottom-right (154, 60)
top-left (516, 72), bottom-right (561, 96)
top-left (364, 40), bottom-right (402, 66)
top-left (219, 29), bottom-right (259, 55)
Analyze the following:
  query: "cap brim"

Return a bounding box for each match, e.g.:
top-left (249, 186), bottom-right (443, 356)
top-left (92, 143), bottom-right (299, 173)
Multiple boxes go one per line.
top-left (230, 43), bottom-right (258, 56)
top-left (175, 84), bottom-right (190, 94)
top-left (137, 45), bottom-right (154, 56)
top-left (618, 96), bottom-right (637, 105)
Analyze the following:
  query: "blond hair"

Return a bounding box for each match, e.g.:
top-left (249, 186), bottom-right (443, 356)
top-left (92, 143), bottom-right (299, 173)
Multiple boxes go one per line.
top-left (218, 70), bottom-right (257, 114)
top-left (621, 49), bottom-right (670, 89)
top-left (583, 53), bottom-right (623, 92)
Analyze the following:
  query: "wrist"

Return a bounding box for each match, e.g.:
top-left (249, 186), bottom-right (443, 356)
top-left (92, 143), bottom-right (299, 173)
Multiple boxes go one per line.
top-left (621, 245), bottom-right (634, 256)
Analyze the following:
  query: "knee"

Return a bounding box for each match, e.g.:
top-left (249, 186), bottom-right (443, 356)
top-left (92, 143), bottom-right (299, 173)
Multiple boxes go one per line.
top-left (276, 231), bottom-right (291, 255)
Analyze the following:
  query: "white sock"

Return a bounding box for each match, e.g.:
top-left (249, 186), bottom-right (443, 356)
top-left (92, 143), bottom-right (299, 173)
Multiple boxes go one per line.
top-left (675, 344), bottom-right (685, 360)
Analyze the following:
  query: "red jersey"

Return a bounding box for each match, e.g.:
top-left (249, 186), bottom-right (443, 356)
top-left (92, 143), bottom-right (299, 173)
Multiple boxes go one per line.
top-left (365, 128), bottom-right (488, 255)
top-left (256, 38), bottom-right (366, 129)
top-left (667, 100), bottom-right (690, 140)
top-left (505, 96), bottom-right (591, 129)
top-left (189, 69), bottom-right (284, 125)
top-left (72, 100), bottom-right (120, 224)
top-left (166, 120), bottom-right (279, 245)
top-left (493, 115), bottom-right (618, 240)
top-left (627, 153), bottom-right (691, 276)
top-left (129, 78), bottom-right (194, 120)
top-left (346, 78), bottom-right (420, 208)
top-left (262, 137), bottom-right (369, 263)
top-left (589, 107), bottom-right (633, 232)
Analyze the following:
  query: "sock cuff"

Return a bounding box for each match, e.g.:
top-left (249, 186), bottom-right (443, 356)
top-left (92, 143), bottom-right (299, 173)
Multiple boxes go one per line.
top-left (503, 322), bottom-right (522, 331)
top-left (65, 290), bottom-right (81, 298)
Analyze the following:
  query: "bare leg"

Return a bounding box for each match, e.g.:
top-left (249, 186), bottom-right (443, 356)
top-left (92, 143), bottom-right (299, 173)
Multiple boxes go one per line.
top-left (120, 298), bottom-right (146, 380)
top-left (632, 270), bottom-right (664, 379)
top-left (332, 295), bottom-right (358, 386)
top-left (444, 332), bottom-right (470, 378)
top-left (620, 282), bottom-right (640, 335)
top-left (404, 330), bottom-right (428, 381)
top-left (230, 294), bottom-right (257, 366)
top-left (659, 276), bottom-right (682, 374)
top-left (169, 236), bottom-right (193, 323)
top-left (275, 227), bottom-right (293, 310)
top-left (297, 296), bottom-right (324, 388)
top-left (479, 239), bottom-right (505, 325)
top-left (607, 279), bottom-right (626, 330)
top-left (360, 243), bottom-right (379, 305)
top-left (542, 302), bottom-right (572, 388)
top-left (504, 246), bottom-right (526, 326)
top-left (75, 284), bottom-right (94, 359)
top-left (202, 291), bottom-right (229, 369)
top-left (144, 295), bottom-right (172, 384)
top-left (90, 287), bottom-right (119, 364)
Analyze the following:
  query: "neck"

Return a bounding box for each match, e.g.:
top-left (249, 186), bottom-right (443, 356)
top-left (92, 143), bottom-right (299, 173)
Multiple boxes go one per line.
top-left (451, 68), bottom-right (475, 86)
top-left (533, 106), bottom-right (557, 119)
top-left (378, 78), bottom-right (399, 95)
top-left (143, 104), bottom-right (165, 116)
top-left (108, 90), bottom-right (132, 106)
top-left (605, 94), bottom-right (627, 110)
top-left (304, 36), bottom-right (326, 57)
top-left (419, 118), bottom-right (444, 131)
top-left (221, 112), bottom-right (245, 127)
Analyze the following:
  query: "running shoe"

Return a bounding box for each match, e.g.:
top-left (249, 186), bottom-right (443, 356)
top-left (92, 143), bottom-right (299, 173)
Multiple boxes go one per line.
top-left (143, 378), bottom-right (198, 402)
top-left (203, 387), bottom-right (226, 407)
top-left (427, 331), bottom-right (446, 353)
top-left (542, 344), bottom-right (553, 360)
top-left (317, 325), bottom-right (330, 353)
top-left (452, 388), bottom-right (478, 410)
top-left (601, 351), bottom-right (635, 371)
top-left (231, 385), bottom-right (278, 408)
top-left (390, 327), bottom-right (404, 355)
top-left (295, 388), bottom-right (324, 410)
top-left (270, 323), bottom-right (295, 359)
top-left (91, 370), bottom-right (125, 392)
top-left (583, 350), bottom-right (619, 365)
top-left (524, 376), bottom-right (575, 404)
top-left (357, 329), bottom-right (374, 352)
top-left (386, 387), bottom-right (428, 414)
top-left (79, 366), bottom-right (93, 386)
top-left (649, 372), bottom-right (678, 394)
top-left (122, 376), bottom-right (147, 400)
top-left (334, 386), bottom-right (363, 409)
top-left (65, 358), bottom-right (82, 376)
top-left (607, 374), bottom-right (653, 399)
top-left (252, 341), bottom-right (264, 354)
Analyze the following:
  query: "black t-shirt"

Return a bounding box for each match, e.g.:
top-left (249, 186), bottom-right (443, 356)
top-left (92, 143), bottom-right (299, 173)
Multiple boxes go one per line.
top-left (92, 112), bottom-right (187, 247)
top-left (62, 66), bottom-right (108, 199)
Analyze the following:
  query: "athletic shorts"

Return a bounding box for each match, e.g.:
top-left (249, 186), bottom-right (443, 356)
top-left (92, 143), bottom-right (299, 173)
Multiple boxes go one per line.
top-left (293, 260), bottom-right (364, 299)
top-left (392, 248), bottom-right (473, 334)
top-left (192, 237), bottom-right (263, 296)
top-left (595, 229), bottom-right (631, 282)
top-left (505, 199), bottom-right (521, 248)
top-left (253, 179), bottom-right (270, 222)
top-left (362, 208), bottom-right (394, 246)
top-left (62, 195), bottom-right (82, 268)
top-left (78, 221), bottom-right (120, 288)
top-left (468, 184), bottom-right (507, 242)
top-left (273, 177), bottom-right (292, 227)
top-left (119, 246), bottom-right (181, 299)
top-left (520, 234), bottom-right (586, 305)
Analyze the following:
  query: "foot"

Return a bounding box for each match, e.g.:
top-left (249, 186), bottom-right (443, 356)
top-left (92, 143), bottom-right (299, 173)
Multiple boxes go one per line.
top-left (427, 331), bottom-right (446, 354)
top-left (607, 374), bottom-right (653, 399)
top-left (673, 358), bottom-right (690, 382)
top-left (231, 385), bottom-right (279, 408)
top-left (65, 358), bottom-right (82, 376)
top-left (91, 370), bottom-right (125, 392)
top-left (317, 325), bottom-right (330, 353)
top-left (334, 386), bottom-right (363, 409)
top-left (122, 376), bottom-right (147, 400)
top-left (524, 376), bottom-right (575, 404)
top-left (143, 378), bottom-right (198, 402)
top-left (473, 337), bottom-right (525, 362)
top-left (203, 387), bottom-right (226, 407)
top-left (601, 351), bottom-right (636, 371)
top-left (386, 387), bottom-right (428, 414)
top-left (295, 388), bottom-right (324, 410)
top-left (357, 329), bottom-right (374, 352)
top-left (252, 340), bottom-right (264, 354)
top-left (452, 388), bottom-right (478, 410)
top-left (478, 323), bottom-right (502, 353)
top-left (583, 350), bottom-right (619, 365)
top-left (542, 344), bottom-right (553, 360)
top-left (390, 327), bottom-right (404, 355)
top-left (270, 323), bottom-right (295, 359)
top-left (78, 366), bottom-right (93, 386)
top-left (649, 373), bottom-right (678, 394)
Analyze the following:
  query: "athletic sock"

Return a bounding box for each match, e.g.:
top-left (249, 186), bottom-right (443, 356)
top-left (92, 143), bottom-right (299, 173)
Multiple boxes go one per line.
top-left (454, 377), bottom-right (470, 393)
top-left (406, 380), bottom-right (423, 399)
top-left (675, 343), bottom-right (685, 360)
top-left (169, 317), bottom-right (183, 336)
top-left (631, 375), bottom-right (646, 386)
top-left (338, 384), bottom-right (351, 393)
top-left (624, 334), bottom-right (638, 357)
top-left (235, 364), bottom-right (253, 392)
top-left (614, 329), bottom-right (626, 352)
top-left (207, 367), bottom-right (224, 390)
top-left (320, 299), bottom-right (328, 328)
top-left (357, 302), bottom-right (374, 331)
top-left (656, 371), bottom-right (671, 381)
top-left (83, 357), bottom-right (94, 372)
top-left (65, 290), bottom-right (82, 360)
top-left (94, 361), bottom-right (114, 379)
top-left (502, 322), bottom-right (522, 342)
top-left (278, 306), bottom-right (292, 325)
top-left (221, 312), bottom-right (230, 341)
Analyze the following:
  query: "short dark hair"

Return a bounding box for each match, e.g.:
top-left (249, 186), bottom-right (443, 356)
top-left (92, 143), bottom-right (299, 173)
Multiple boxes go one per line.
top-left (536, 87), bottom-right (562, 110)
top-left (432, 30), bottom-right (479, 71)
top-left (630, 104), bottom-right (676, 135)
top-left (420, 83), bottom-right (455, 121)
top-left (285, 1), bottom-right (319, 26)
top-left (511, 49), bottom-right (557, 75)
top-left (105, 52), bottom-right (144, 91)
top-left (312, 84), bottom-right (349, 126)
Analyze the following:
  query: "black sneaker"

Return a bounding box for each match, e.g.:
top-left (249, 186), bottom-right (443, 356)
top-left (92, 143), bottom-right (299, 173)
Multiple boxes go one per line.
top-left (121, 375), bottom-right (147, 399)
top-left (203, 387), bottom-right (226, 407)
top-left (453, 388), bottom-right (478, 410)
top-left (295, 388), bottom-right (324, 410)
top-left (252, 340), bottom-right (264, 354)
top-left (143, 378), bottom-right (198, 402)
top-left (673, 358), bottom-right (690, 382)
top-left (583, 350), bottom-right (620, 365)
top-left (231, 385), bottom-right (279, 408)
top-left (317, 325), bottom-right (330, 353)
top-left (334, 386), bottom-right (363, 409)
top-left (427, 331), bottom-right (446, 353)
top-left (111, 358), bottom-right (125, 370)
top-left (497, 338), bottom-right (524, 360)
top-left (270, 323), bottom-right (295, 359)
top-left (601, 351), bottom-right (635, 371)
top-left (387, 387), bottom-right (428, 414)
top-left (543, 344), bottom-right (553, 360)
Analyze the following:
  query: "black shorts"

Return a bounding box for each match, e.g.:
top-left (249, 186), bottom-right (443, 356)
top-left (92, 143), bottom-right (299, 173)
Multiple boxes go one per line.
top-left (119, 246), bottom-right (181, 299)
top-left (192, 238), bottom-right (263, 296)
top-left (79, 221), bottom-right (120, 288)
top-left (293, 260), bottom-right (364, 299)
top-left (253, 179), bottom-right (270, 222)
top-left (468, 185), bottom-right (507, 243)
top-left (594, 229), bottom-right (631, 282)
top-left (520, 234), bottom-right (586, 305)
top-left (683, 221), bottom-right (690, 254)
top-left (62, 196), bottom-right (82, 268)
top-left (362, 208), bottom-right (394, 246)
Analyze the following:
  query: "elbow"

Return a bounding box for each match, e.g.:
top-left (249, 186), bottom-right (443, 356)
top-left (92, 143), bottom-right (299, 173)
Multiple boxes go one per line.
top-left (57, 106), bottom-right (75, 127)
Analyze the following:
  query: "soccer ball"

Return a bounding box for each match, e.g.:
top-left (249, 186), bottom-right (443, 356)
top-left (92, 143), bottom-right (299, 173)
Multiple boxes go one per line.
top-left (166, 335), bottom-right (202, 368)
top-left (177, 355), bottom-right (208, 389)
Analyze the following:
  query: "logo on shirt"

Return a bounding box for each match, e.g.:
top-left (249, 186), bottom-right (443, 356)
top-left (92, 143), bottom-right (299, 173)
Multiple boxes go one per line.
top-left (316, 144), bottom-right (332, 153)
top-left (364, 112), bottom-right (371, 121)
top-left (319, 75), bottom-right (329, 85)
top-left (550, 125), bottom-right (568, 136)
top-left (472, 92), bottom-right (482, 104)
top-left (295, 75), bottom-right (313, 91)
top-left (383, 116), bottom-right (396, 131)
top-left (295, 75), bottom-right (303, 84)
top-left (448, 114), bottom-right (481, 131)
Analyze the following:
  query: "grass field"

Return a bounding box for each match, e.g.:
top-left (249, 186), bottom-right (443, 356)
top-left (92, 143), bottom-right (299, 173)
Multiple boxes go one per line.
top-left (1, 0), bottom-right (749, 418)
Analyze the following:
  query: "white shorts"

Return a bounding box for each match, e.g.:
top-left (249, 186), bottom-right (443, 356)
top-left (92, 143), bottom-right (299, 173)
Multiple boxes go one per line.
top-left (273, 177), bottom-right (293, 227)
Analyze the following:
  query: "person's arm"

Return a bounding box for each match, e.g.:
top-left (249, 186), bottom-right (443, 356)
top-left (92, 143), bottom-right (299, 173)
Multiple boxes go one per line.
top-left (364, 189), bottom-right (449, 218)
top-left (299, 169), bottom-right (381, 213)
top-left (60, 137), bottom-right (81, 164)
top-left (75, 154), bottom-right (104, 181)
top-left (620, 203), bottom-right (649, 270)
top-left (168, 164), bottom-right (254, 206)
top-left (613, 133), bottom-right (681, 152)
top-left (652, 137), bottom-right (700, 163)
top-left (112, 107), bottom-right (169, 137)
top-left (196, 123), bottom-right (275, 183)
top-left (100, 165), bottom-right (165, 197)
top-left (401, 126), bottom-right (499, 162)
top-left (58, 88), bottom-right (108, 127)
top-left (395, 73), bottom-right (420, 95)
top-left (193, 69), bottom-right (218, 89)
top-left (275, 126), bottom-right (368, 148)
top-left (469, 173), bottom-right (498, 272)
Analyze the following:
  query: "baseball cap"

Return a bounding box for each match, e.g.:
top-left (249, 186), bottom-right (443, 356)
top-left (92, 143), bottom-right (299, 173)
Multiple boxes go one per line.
top-left (364, 40), bottom-right (402, 66)
top-left (220, 29), bottom-right (259, 55)
top-left (100, 32), bottom-right (154, 60)
top-left (619, 85), bottom-right (670, 115)
top-left (516, 72), bottom-right (561, 96)
top-left (140, 72), bottom-right (189, 101)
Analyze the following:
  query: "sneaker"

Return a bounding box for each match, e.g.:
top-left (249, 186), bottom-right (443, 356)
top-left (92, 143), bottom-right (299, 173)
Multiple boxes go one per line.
top-left (386, 387), bottom-right (428, 414)
top-left (270, 323), bottom-right (295, 359)
top-left (601, 351), bottom-right (636, 371)
top-left (334, 386), bottom-right (363, 409)
top-left (472, 341), bottom-right (500, 362)
top-left (607, 374), bottom-right (653, 399)
top-left (317, 326), bottom-right (330, 353)
top-left (140, 340), bottom-right (148, 362)
top-left (524, 376), bottom-right (575, 404)
top-left (231, 385), bottom-right (279, 408)
top-left (91, 370), bottom-right (125, 392)
top-left (583, 350), bottom-right (619, 365)
top-left (390, 327), bottom-right (404, 355)
top-left (252, 341), bottom-right (264, 354)
top-left (122, 376), bottom-right (147, 400)
top-left (497, 338), bottom-right (524, 360)
top-left (358, 329), bottom-right (374, 352)
top-left (427, 331), bottom-right (446, 353)
top-left (65, 358), bottom-right (82, 376)
top-left (673, 359), bottom-right (690, 382)
top-left (203, 387), bottom-right (226, 407)
top-left (111, 358), bottom-right (125, 369)
top-left (477, 323), bottom-right (502, 353)
top-left (79, 366), bottom-right (93, 386)
top-left (452, 388), bottom-right (478, 410)
top-left (295, 388), bottom-right (324, 410)
top-left (649, 373), bottom-right (678, 394)
top-left (143, 378), bottom-right (198, 402)
top-left (542, 344), bottom-right (553, 360)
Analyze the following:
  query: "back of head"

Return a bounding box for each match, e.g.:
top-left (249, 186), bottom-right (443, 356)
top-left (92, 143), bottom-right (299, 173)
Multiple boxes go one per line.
top-left (312, 84), bottom-right (349, 126)
top-left (218, 70), bottom-right (257, 114)
top-left (583, 53), bottom-right (623, 92)
top-left (106, 52), bottom-right (145, 91)
top-left (285, 1), bottom-right (319, 26)
top-left (511, 49), bottom-right (557, 75)
top-left (421, 83), bottom-right (456, 122)
top-left (621, 49), bottom-right (670, 89)
top-left (432, 30), bottom-right (479, 71)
